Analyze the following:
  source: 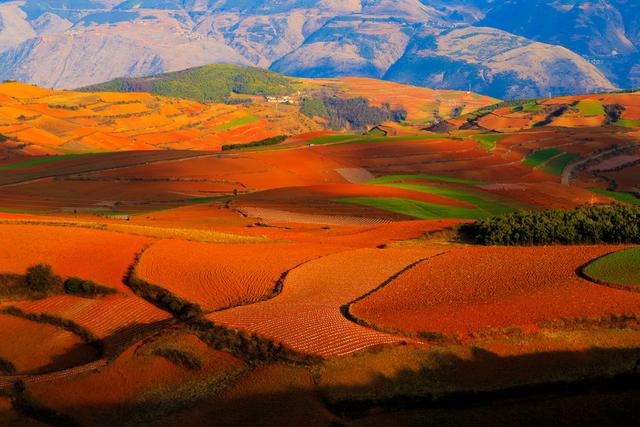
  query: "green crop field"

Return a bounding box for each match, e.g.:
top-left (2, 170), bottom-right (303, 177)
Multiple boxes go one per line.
top-left (522, 148), bottom-right (564, 168)
top-left (541, 153), bottom-right (580, 176)
top-left (575, 100), bottom-right (605, 117)
top-left (215, 115), bottom-right (258, 132)
top-left (334, 197), bottom-right (487, 220)
top-left (589, 188), bottom-right (640, 205)
top-left (584, 248), bottom-right (640, 286)
top-left (0, 153), bottom-right (102, 170)
top-left (614, 119), bottom-right (640, 128)
top-left (470, 133), bottom-right (508, 151)
top-left (307, 134), bottom-right (360, 145)
top-left (367, 174), bottom-right (486, 186)
top-left (379, 183), bottom-right (516, 216)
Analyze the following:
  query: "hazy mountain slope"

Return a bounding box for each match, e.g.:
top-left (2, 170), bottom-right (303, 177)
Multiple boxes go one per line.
top-left (271, 17), bottom-right (416, 79)
top-left (0, 0), bottom-right (632, 97)
top-left (385, 27), bottom-right (616, 99)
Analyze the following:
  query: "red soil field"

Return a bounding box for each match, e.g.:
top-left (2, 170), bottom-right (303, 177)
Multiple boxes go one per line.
top-left (12, 295), bottom-right (170, 348)
top-left (135, 240), bottom-right (343, 312)
top-left (0, 224), bottom-right (153, 292)
top-left (350, 246), bottom-right (640, 338)
top-left (209, 247), bottom-right (444, 356)
top-left (0, 314), bottom-right (96, 374)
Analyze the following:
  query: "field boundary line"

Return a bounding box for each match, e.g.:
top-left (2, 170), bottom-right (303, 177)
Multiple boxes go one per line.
top-left (341, 251), bottom-right (452, 342)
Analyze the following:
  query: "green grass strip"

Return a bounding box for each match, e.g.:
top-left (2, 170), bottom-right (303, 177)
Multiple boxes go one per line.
top-left (335, 197), bottom-right (486, 220)
top-left (380, 183), bottom-right (516, 216)
top-left (0, 154), bottom-right (96, 171)
top-left (522, 148), bottom-right (564, 168)
top-left (215, 115), bottom-right (258, 132)
top-left (614, 119), bottom-right (640, 128)
top-left (540, 153), bottom-right (580, 176)
top-left (589, 188), bottom-right (640, 206)
top-left (367, 174), bottom-right (486, 186)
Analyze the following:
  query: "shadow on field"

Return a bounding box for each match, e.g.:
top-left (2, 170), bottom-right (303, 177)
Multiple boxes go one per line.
top-left (12, 346), bottom-right (640, 427)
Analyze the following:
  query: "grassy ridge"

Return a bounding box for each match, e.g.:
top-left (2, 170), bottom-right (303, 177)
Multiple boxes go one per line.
top-left (367, 174), bottom-right (486, 186)
top-left (589, 189), bottom-right (640, 206)
top-left (81, 64), bottom-right (296, 103)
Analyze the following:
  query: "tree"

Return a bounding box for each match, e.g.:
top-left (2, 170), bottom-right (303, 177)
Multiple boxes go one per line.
top-left (26, 264), bottom-right (62, 293)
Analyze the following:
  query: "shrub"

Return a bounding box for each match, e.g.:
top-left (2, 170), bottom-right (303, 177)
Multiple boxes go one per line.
top-left (25, 264), bottom-right (62, 293)
top-left (151, 348), bottom-right (202, 370)
top-left (459, 205), bottom-right (640, 246)
top-left (0, 356), bottom-right (16, 375)
top-left (64, 277), bottom-right (116, 297)
top-left (221, 135), bottom-right (288, 151)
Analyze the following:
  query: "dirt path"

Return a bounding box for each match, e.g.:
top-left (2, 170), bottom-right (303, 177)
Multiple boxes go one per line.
top-left (561, 147), bottom-right (627, 185)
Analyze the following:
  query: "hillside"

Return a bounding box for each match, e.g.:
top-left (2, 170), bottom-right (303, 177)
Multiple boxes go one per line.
top-left (81, 64), bottom-right (498, 127)
top-left (0, 1), bottom-right (634, 98)
top-left (0, 81), bottom-right (319, 155)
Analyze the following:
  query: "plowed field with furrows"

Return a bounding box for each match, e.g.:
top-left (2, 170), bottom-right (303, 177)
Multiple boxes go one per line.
top-left (208, 247), bottom-right (444, 356)
top-left (136, 241), bottom-right (341, 311)
top-left (12, 295), bottom-right (170, 347)
top-left (350, 246), bottom-right (640, 337)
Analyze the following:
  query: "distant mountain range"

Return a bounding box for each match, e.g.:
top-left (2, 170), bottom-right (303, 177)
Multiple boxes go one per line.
top-left (0, 0), bottom-right (637, 98)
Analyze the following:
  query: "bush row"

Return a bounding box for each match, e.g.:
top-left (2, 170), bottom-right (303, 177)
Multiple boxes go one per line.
top-left (221, 135), bottom-right (288, 151)
top-left (151, 348), bottom-right (202, 371)
top-left (459, 205), bottom-right (640, 246)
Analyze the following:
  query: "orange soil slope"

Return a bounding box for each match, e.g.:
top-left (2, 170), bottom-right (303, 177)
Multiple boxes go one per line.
top-left (351, 246), bottom-right (640, 338)
top-left (0, 82), bottom-right (317, 154)
top-left (208, 247), bottom-right (444, 357)
top-left (135, 240), bottom-right (343, 312)
top-left (0, 224), bottom-right (153, 292)
top-left (0, 314), bottom-right (96, 374)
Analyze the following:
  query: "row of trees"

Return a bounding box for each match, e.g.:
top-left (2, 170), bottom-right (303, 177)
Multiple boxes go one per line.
top-left (301, 96), bottom-right (406, 131)
top-left (459, 205), bottom-right (640, 245)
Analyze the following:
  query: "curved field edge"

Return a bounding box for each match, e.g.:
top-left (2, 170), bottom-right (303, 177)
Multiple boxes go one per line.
top-left (342, 252), bottom-right (452, 343)
top-left (126, 244), bottom-right (321, 365)
top-left (580, 248), bottom-right (640, 292)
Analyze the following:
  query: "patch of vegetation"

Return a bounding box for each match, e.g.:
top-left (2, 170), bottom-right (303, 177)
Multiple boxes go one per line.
top-left (470, 133), bottom-right (508, 151)
top-left (335, 197), bottom-right (487, 220)
top-left (12, 392), bottom-right (83, 427)
top-left (522, 148), bottom-right (564, 168)
top-left (540, 153), bottom-right (580, 176)
top-left (0, 153), bottom-right (108, 171)
top-left (463, 98), bottom-right (538, 120)
top-left (300, 96), bottom-right (406, 131)
top-left (459, 205), bottom-right (640, 245)
top-left (583, 248), bottom-right (640, 287)
top-left (82, 64), bottom-right (295, 103)
top-left (25, 264), bottom-right (62, 294)
top-left (64, 277), bottom-right (116, 298)
top-left (379, 183), bottom-right (516, 216)
top-left (367, 174), bottom-right (486, 186)
top-left (151, 347), bottom-right (203, 370)
top-left (127, 274), bottom-right (202, 322)
top-left (575, 100), bottom-right (605, 117)
top-left (0, 356), bottom-right (16, 375)
top-left (307, 134), bottom-right (360, 145)
top-left (604, 104), bottom-right (625, 124)
top-left (221, 135), bottom-right (287, 151)
top-left (589, 188), bottom-right (640, 206)
top-left (215, 115), bottom-right (258, 132)
top-left (614, 119), bottom-right (640, 128)
top-left (533, 105), bottom-right (569, 127)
